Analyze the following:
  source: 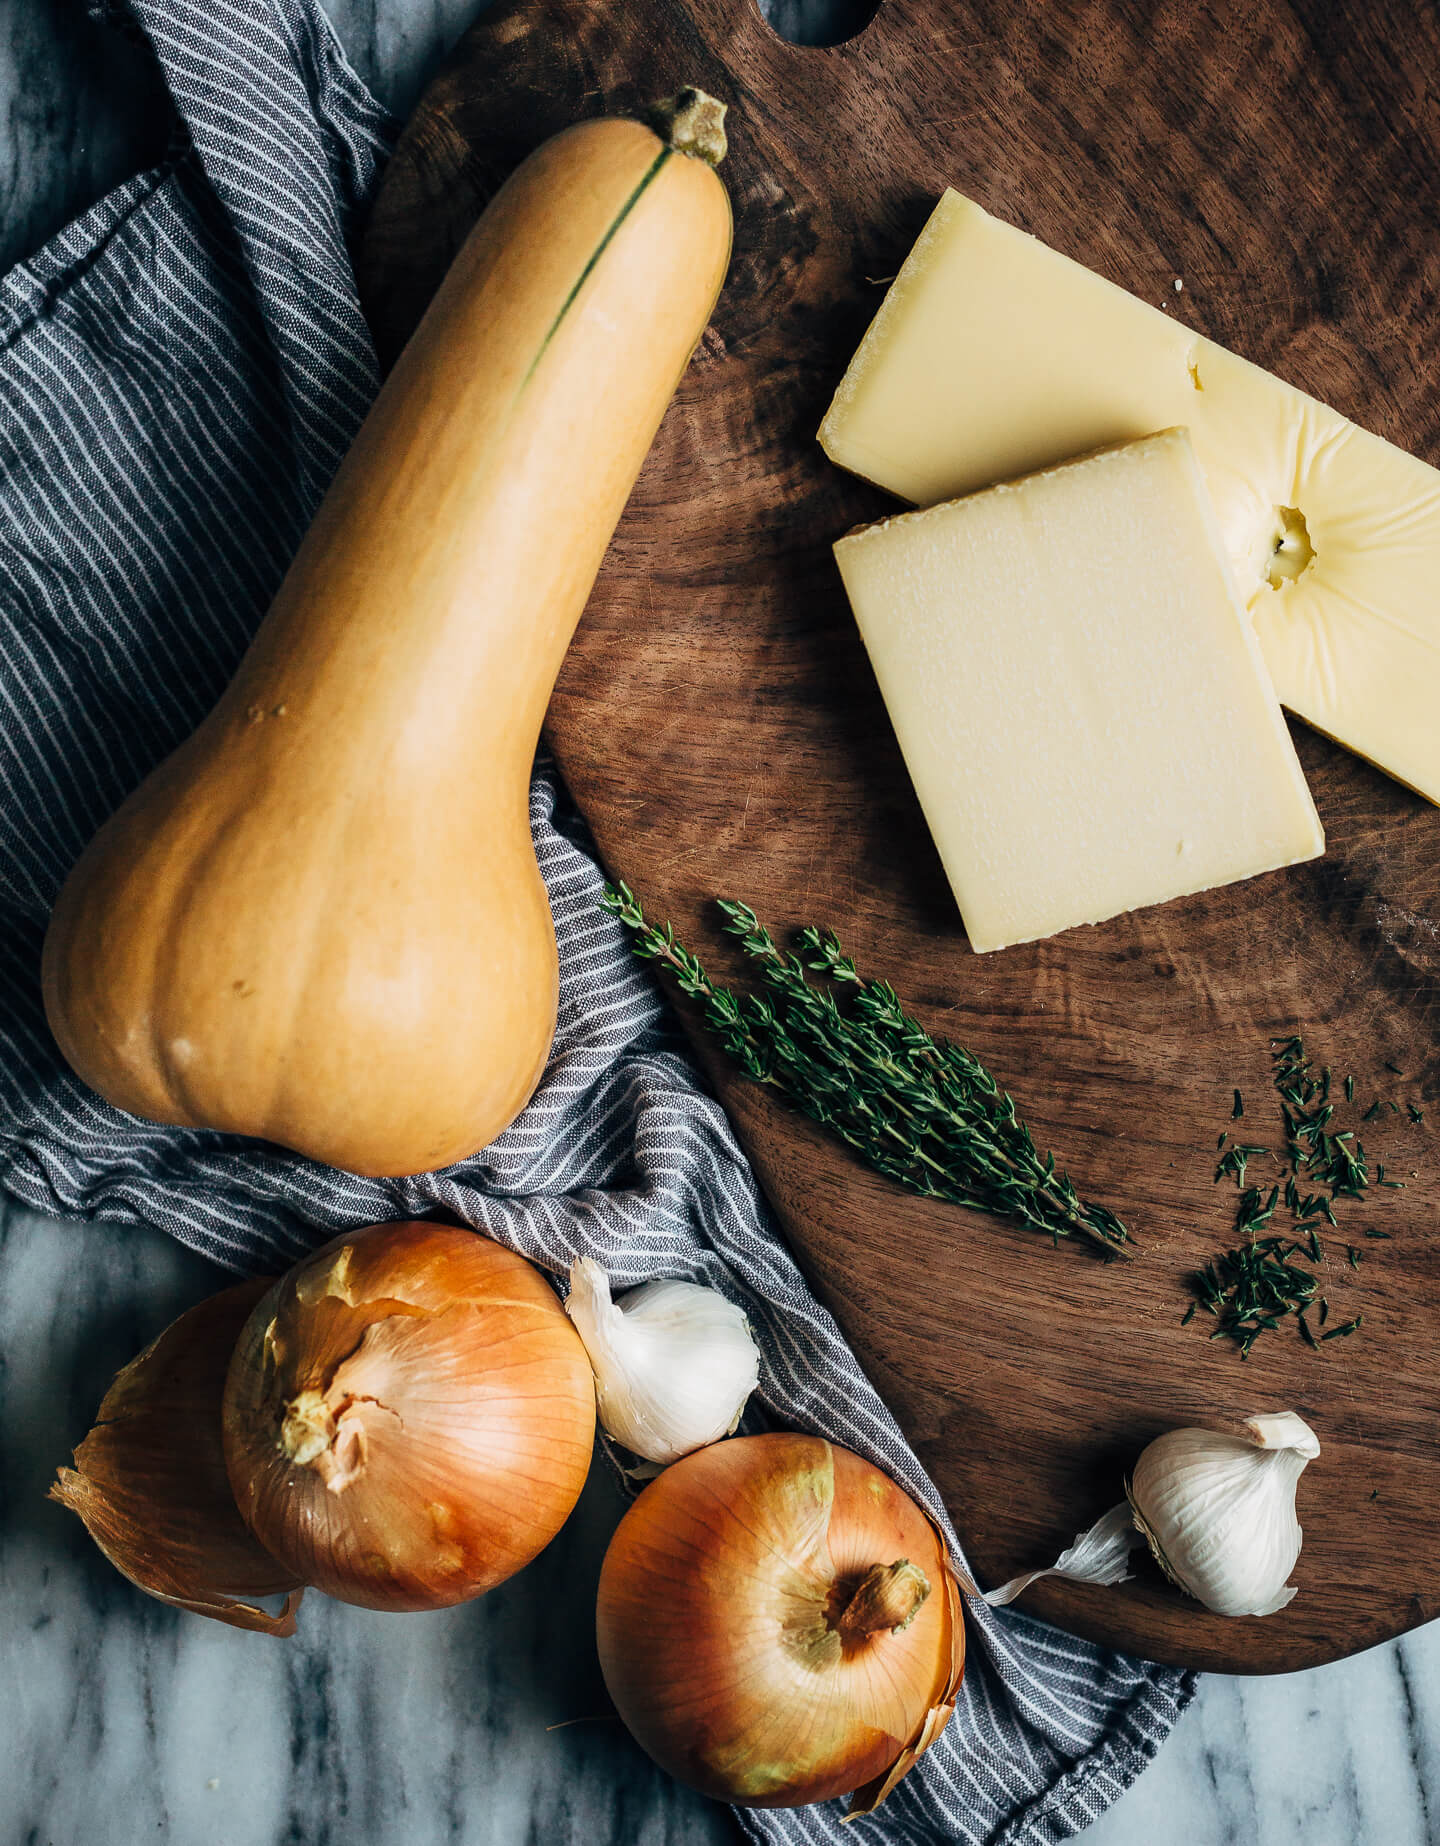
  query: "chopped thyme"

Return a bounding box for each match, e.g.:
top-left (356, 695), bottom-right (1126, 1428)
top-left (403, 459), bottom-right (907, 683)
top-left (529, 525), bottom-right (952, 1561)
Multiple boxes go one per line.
top-left (1192, 1237), bottom-right (1320, 1354)
top-left (1234, 1184), bottom-right (1281, 1237)
top-left (1189, 1031), bottom-right (1413, 1357)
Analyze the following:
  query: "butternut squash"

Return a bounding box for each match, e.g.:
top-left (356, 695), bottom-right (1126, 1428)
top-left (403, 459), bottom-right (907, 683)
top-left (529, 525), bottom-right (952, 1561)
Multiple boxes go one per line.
top-left (42, 93), bottom-right (733, 1177)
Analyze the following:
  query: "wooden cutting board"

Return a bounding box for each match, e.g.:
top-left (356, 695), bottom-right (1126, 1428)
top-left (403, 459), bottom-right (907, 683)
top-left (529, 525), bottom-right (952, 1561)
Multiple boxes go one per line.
top-left (357, 0), bottom-right (1440, 1674)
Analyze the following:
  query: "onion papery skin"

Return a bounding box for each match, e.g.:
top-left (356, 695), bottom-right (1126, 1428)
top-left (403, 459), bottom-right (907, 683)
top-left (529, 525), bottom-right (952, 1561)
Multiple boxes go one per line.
top-left (596, 1433), bottom-right (965, 1813)
top-left (222, 1223), bottom-right (596, 1611)
top-left (51, 1279), bottom-right (304, 1634)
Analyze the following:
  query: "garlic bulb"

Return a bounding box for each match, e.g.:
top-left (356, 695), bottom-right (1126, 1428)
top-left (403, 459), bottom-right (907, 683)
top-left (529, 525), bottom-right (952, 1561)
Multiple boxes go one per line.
top-left (565, 1258), bottom-right (760, 1464)
top-left (983, 1410), bottom-right (1320, 1619)
top-left (1127, 1411), bottom-right (1320, 1616)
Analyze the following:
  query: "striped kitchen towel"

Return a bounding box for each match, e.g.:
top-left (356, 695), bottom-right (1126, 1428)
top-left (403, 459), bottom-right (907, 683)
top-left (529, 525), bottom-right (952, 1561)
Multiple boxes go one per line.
top-left (0, 1), bottom-right (1195, 1839)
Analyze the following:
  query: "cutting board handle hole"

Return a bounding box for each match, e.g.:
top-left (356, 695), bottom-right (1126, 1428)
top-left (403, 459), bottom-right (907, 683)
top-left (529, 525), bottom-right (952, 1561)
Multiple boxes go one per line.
top-left (756, 0), bottom-right (883, 47)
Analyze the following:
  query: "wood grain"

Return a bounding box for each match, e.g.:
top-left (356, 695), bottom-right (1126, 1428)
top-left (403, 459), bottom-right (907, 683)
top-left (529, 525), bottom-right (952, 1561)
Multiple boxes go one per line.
top-left (357, 0), bottom-right (1440, 1673)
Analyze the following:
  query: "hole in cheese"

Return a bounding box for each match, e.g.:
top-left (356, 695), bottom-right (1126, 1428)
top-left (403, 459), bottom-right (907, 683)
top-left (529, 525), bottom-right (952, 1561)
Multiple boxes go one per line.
top-left (1265, 505), bottom-right (1316, 589)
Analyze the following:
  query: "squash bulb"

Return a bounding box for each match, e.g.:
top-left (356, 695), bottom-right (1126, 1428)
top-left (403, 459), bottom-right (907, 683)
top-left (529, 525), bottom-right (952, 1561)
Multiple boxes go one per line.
top-left (40, 95), bottom-right (733, 1176)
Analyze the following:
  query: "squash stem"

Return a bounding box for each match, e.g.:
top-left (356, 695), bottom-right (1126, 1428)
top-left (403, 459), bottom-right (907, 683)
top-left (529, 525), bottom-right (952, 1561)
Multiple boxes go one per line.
top-left (646, 88), bottom-right (728, 166)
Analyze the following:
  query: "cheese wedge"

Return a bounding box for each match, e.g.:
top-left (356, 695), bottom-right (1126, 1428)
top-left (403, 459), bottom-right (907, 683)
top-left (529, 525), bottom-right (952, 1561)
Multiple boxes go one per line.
top-left (832, 430), bottom-right (1324, 953)
top-left (820, 190), bottom-right (1440, 803)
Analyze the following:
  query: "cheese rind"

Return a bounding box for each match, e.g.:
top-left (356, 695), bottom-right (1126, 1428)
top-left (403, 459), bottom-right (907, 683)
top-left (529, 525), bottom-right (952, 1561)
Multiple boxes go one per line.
top-left (820, 190), bottom-right (1440, 804)
top-left (833, 430), bottom-right (1325, 953)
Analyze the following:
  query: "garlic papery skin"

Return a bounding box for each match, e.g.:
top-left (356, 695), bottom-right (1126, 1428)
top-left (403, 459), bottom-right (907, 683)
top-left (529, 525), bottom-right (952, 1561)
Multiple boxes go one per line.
top-left (1127, 1411), bottom-right (1320, 1617)
top-left (565, 1258), bottom-right (760, 1465)
top-left (982, 1502), bottom-right (1141, 1607)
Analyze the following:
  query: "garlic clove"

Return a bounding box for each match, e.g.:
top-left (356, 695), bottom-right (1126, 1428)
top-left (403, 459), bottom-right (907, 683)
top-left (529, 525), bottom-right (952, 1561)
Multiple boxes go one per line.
top-left (51, 1280), bottom-right (303, 1635)
top-left (1127, 1411), bottom-right (1319, 1618)
top-left (981, 1410), bottom-right (1321, 1620)
top-left (565, 1257), bottom-right (760, 1465)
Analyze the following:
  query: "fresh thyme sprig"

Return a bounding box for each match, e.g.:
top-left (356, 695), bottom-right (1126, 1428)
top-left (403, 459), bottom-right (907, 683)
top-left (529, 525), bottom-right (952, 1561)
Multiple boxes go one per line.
top-left (602, 883), bottom-right (1129, 1255)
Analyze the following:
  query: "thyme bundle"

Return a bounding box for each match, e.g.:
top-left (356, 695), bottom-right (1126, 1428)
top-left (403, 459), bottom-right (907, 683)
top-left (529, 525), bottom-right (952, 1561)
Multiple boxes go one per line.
top-left (602, 884), bottom-right (1129, 1255)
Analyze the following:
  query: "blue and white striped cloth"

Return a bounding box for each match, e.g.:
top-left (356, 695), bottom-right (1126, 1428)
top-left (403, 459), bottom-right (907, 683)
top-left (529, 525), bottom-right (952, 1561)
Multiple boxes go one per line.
top-left (0, 2), bottom-right (1195, 1839)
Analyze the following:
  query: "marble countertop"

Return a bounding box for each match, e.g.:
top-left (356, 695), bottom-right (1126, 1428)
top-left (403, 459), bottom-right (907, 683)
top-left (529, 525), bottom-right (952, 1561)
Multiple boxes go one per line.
top-left (4, 3), bottom-right (1440, 1843)
top-left (14, 1192), bottom-right (1440, 1846)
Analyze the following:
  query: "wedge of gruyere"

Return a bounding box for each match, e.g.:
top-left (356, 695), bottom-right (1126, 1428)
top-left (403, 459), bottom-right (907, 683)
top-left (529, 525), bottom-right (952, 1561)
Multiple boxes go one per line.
top-left (832, 429), bottom-right (1324, 954)
top-left (820, 189), bottom-right (1440, 804)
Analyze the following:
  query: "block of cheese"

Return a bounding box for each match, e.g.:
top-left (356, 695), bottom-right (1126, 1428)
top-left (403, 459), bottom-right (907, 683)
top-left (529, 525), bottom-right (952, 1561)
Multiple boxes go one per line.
top-left (832, 429), bottom-right (1324, 954)
top-left (820, 190), bottom-right (1440, 804)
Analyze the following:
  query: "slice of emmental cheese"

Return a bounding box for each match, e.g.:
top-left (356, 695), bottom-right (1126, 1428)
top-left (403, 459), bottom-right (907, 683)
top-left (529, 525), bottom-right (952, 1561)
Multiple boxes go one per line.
top-left (832, 430), bottom-right (1324, 954)
top-left (820, 190), bottom-right (1440, 804)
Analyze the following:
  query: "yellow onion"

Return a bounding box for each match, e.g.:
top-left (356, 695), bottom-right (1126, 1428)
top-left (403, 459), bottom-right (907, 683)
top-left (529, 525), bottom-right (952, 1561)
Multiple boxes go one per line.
top-left (51, 1280), bottom-right (304, 1634)
top-left (596, 1432), bottom-right (965, 1815)
top-left (222, 1222), bottom-right (596, 1611)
